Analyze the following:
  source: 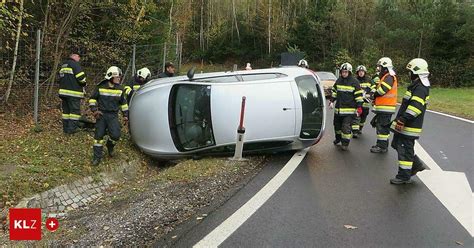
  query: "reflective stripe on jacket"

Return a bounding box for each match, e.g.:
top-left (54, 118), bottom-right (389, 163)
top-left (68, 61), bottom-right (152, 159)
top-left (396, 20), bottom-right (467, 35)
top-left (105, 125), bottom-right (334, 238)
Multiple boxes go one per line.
top-left (390, 80), bottom-right (430, 139)
top-left (58, 59), bottom-right (87, 98)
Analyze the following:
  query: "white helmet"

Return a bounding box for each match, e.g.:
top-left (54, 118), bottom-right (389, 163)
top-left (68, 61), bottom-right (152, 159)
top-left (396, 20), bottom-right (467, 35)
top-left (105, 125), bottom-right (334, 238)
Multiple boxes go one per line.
top-left (406, 58), bottom-right (429, 75)
top-left (245, 63), bottom-right (252, 70)
top-left (137, 67), bottom-right (151, 79)
top-left (105, 66), bottom-right (122, 80)
top-left (356, 65), bottom-right (367, 72)
top-left (298, 59), bottom-right (309, 68)
top-left (340, 62), bottom-right (352, 73)
top-left (377, 57), bottom-right (393, 68)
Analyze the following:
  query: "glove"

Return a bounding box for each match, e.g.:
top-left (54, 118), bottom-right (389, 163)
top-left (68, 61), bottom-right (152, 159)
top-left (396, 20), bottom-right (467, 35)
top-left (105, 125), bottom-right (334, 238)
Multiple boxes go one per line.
top-left (394, 119), bottom-right (405, 131)
top-left (329, 101), bottom-right (335, 109)
top-left (356, 107), bottom-right (363, 117)
top-left (93, 111), bottom-right (103, 119)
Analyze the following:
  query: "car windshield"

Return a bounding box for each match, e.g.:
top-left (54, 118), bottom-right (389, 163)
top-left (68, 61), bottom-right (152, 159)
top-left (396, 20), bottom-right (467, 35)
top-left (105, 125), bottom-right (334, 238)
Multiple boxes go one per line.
top-left (316, 72), bottom-right (337, 81)
top-left (170, 84), bottom-right (215, 151)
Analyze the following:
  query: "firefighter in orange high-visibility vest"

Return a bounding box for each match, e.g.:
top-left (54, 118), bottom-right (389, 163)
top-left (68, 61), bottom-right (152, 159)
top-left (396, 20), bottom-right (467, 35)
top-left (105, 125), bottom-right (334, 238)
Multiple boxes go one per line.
top-left (370, 57), bottom-right (398, 153)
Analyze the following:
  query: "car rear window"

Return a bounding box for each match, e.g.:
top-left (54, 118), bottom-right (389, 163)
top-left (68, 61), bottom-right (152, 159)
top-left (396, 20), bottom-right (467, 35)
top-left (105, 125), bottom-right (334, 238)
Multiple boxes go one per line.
top-left (316, 72), bottom-right (337, 81)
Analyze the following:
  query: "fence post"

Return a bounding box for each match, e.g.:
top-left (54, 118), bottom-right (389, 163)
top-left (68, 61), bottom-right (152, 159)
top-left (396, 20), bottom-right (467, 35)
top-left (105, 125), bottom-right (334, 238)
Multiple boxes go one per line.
top-left (34, 29), bottom-right (41, 126)
top-left (132, 44), bottom-right (136, 76)
top-left (230, 96), bottom-right (247, 161)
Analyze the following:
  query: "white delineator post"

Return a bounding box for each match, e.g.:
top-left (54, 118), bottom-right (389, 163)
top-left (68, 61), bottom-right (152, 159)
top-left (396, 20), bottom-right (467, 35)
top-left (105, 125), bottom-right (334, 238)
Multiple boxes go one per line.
top-left (232, 96), bottom-right (247, 161)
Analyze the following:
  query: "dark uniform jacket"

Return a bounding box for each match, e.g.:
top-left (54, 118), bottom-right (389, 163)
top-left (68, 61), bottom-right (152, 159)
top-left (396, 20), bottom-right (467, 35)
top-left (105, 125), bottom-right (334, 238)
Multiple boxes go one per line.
top-left (124, 76), bottom-right (146, 101)
top-left (356, 75), bottom-right (373, 108)
top-left (59, 59), bottom-right (87, 98)
top-left (158, 71), bottom-right (174, 78)
top-left (330, 75), bottom-right (364, 115)
top-left (390, 79), bottom-right (430, 139)
top-left (89, 80), bottom-right (129, 117)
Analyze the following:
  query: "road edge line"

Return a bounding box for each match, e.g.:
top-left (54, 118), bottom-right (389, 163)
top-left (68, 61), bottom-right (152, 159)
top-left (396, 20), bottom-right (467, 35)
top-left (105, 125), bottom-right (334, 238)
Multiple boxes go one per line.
top-left (193, 148), bottom-right (309, 247)
top-left (426, 109), bottom-right (474, 124)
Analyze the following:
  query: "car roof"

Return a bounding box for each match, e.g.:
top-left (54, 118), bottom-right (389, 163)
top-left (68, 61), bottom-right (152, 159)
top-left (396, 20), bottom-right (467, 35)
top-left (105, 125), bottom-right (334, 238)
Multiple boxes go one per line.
top-left (141, 67), bottom-right (315, 91)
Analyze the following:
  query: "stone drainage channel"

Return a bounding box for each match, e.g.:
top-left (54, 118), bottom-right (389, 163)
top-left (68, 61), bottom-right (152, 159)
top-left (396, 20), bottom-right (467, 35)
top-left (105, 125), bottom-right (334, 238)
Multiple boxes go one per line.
top-left (15, 174), bottom-right (115, 218)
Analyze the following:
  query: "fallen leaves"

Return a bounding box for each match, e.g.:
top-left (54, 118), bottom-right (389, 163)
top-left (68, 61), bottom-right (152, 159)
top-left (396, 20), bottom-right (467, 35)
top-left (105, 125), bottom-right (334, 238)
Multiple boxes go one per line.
top-left (455, 241), bottom-right (464, 246)
top-left (343, 224), bottom-right (358, 230)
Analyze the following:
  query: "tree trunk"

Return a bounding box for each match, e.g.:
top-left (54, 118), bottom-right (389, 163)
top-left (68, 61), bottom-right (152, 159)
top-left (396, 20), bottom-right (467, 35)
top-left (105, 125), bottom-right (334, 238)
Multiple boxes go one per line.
top-left (46, 1), bottom-right (82, 97)
top-left (2, 0), bottom-right (24, 104)
top-left (418, 30), bottom-right (423, 57)
top-left (169, 0), bottom-right (174, 41)
top-left (200, 0), bottom-right (204, 50)
top-left (268, 0), bottom-right (271, 54)
top-left (232, 0), bottom-right (240, 43)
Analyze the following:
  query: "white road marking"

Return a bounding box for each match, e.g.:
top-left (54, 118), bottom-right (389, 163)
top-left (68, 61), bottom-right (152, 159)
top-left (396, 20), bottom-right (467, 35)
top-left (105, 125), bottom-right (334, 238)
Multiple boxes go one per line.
top-left (426, 109), bottom-right (474, 124)
top-left (194, 148), bottom-right (309, 248)
top-left (415, 141), bottom-right (473, 237)
top-left (396, 103), bottom-right (473, 124)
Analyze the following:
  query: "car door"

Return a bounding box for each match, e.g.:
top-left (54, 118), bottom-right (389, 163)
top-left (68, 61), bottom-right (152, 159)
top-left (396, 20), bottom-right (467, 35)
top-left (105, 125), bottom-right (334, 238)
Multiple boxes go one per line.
top-left (211, 80), bottom-right (296, 145)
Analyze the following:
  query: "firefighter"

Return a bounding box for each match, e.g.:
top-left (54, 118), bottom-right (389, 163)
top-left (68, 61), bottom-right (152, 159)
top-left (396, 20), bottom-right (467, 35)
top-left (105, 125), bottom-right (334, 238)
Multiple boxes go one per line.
top-left (298, 59), bottom-right (309, 68)
top-left (158, 62), bottom-right (175, 78)
top-left (124, 67), bottom-right (151, 103)
top-left (245, 63), bottom-right (252, 70)
top-left (370, 57), bottom-right (398, 153)
top-left (330, 62), bottom-right (364, 151)
top-left (389, 58), bottom-right (430, 184)
top-left (89, 66), bottom-right (129, 166)
top-left (58, 53), bottom-right (87, 134)
top-left (352, 65), bottom-right (373, 138)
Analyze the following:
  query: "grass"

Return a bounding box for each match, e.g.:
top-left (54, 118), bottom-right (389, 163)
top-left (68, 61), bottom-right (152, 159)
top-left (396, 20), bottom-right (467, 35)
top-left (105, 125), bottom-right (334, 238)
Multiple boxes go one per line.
top-left (397, 85), bottom-right (474, 120)
top-left (0, 109), bottom-right (147, 207)
top-left (0, 107), bottom-right (264, 210)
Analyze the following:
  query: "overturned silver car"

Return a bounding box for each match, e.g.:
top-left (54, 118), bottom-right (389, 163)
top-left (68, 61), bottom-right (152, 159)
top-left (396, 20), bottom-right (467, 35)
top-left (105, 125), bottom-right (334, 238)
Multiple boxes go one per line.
top-left (129, 67), bottom-right (326, 159)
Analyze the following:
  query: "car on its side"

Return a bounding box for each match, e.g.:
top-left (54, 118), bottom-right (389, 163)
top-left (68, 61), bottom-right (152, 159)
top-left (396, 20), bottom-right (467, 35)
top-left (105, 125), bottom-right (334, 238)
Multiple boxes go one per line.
top-left (314, 71), bottom-right (337, 97)
top-left (129, 67), bottom-right (326, 160)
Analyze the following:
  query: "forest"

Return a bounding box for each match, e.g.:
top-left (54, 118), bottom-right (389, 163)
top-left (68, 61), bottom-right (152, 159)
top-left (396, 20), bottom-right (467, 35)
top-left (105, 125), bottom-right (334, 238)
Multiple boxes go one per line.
top-left (0, 0), bottom-right (473, 104)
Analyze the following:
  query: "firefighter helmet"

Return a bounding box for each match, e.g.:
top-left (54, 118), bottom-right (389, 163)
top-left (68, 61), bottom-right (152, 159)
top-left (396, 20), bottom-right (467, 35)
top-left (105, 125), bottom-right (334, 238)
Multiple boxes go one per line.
top-left (377, 57), bottom-right (393, 68)
top-left (137, 67), bottom-right (151, 79)
top-left (356, 65), bottom-right (367, 72)
top-left (298, 59), bottom-right (309, 68)
top-left (340, 62), bottom-right (352, 72)
top-left (105, 66), bottom-right (122, 80)
top-left (406, 58), bottom-right (429, 75)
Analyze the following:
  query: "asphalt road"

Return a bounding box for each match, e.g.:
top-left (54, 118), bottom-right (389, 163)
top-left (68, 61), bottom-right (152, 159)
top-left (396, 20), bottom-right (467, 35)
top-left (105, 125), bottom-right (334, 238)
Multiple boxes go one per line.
top-left (162, 108), bottom-right (473, 248)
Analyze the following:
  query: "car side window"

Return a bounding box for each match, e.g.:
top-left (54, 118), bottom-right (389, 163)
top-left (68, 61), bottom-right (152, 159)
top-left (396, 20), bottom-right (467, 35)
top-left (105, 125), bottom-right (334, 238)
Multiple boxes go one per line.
top-left (199, 76), bottom-right (240, 83)
top-left (241, 73), bottom-right (285, 81)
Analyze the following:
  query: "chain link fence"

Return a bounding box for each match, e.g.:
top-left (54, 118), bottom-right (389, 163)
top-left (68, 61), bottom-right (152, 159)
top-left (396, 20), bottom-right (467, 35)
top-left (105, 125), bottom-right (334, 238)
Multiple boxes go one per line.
top-left (0, 28), bottom-right (182, 123)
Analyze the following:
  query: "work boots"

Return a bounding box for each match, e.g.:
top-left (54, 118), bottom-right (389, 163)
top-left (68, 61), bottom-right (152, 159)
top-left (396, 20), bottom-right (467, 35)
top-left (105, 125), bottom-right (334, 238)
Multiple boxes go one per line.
top-left (107, 145), bottom-right (115, 157)
top-left (370, 146), bottom-right (387, 153)
top-left (390, 178), bottom-right (412, 185)
top-left (92, 158), bottom-right (101, 166)
top-left (411, 161), bottom-right (427, 176)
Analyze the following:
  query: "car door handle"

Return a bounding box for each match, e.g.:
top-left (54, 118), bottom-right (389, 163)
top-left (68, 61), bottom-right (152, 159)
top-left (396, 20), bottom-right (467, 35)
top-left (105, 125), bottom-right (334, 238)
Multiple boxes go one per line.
top-left (283, 108), bottom-right (293, 111)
